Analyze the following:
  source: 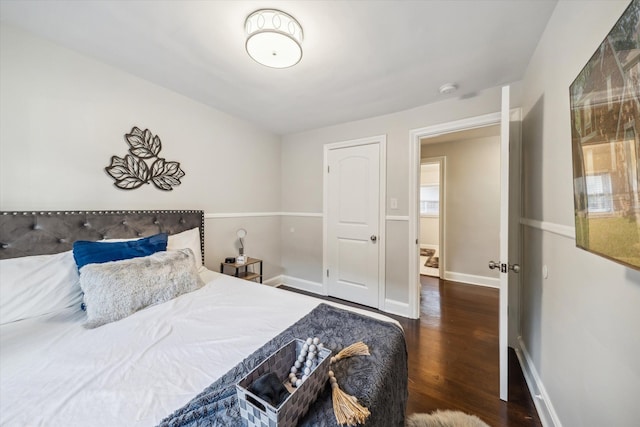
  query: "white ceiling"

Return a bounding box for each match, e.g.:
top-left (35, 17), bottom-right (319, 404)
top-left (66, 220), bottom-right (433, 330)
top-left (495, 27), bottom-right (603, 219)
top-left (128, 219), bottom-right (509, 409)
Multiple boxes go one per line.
top-left (0, 0), bottom-right (557, 135)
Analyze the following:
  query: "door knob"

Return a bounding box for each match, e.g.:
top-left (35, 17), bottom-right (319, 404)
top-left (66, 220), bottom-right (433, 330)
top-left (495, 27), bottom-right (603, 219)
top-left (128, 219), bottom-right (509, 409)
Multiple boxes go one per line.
top-left (489, 261), bottom-right (520, 273)
top-left (370, 235), bottom-right (377, 242)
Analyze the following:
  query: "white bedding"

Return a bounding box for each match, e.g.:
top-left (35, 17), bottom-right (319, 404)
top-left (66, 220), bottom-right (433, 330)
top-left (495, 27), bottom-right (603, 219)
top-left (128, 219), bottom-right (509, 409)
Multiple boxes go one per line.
top-left (0, 269), bottom-right (396, 427)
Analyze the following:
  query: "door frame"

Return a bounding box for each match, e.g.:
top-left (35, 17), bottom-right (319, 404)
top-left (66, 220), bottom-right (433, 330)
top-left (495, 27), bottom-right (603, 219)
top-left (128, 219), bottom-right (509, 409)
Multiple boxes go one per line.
top-left (419, 157), bottom-right (446, 279)
top-left (408, 111), bottom-right (502, 319)
top-left (323, 135), bottom-right (387, 310)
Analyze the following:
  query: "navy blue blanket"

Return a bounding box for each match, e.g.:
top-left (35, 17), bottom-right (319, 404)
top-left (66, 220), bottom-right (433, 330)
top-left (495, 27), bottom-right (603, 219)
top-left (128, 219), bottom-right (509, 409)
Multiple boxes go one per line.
top-left (159, 303), bottom-right (407, 426)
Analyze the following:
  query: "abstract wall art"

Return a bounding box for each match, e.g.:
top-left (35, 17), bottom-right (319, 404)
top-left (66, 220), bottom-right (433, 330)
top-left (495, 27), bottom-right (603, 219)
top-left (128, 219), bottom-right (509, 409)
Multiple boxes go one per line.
top-left (105, 126), bottom-right (185, 191)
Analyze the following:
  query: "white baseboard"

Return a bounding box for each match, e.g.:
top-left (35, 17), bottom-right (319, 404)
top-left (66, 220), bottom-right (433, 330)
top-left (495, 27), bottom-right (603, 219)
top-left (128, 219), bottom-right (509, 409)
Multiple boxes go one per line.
top-left (516, 337), bottom-right (562, 427)
top-left (277, 276), bottom-right (411, 318)
top-left (263, 275), bottom-right (283, 287)
top-left (444, 271), bottom-right (500, 288)
top-left (280, 275), bottom-right (326, 295)
top-left (384, 298), bottom-right (410, 317)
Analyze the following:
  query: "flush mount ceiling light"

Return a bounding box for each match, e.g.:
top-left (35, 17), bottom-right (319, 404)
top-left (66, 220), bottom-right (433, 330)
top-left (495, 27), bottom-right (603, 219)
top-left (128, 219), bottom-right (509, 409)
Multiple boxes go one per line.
top-left (245, 9), bottom-right (303, 68)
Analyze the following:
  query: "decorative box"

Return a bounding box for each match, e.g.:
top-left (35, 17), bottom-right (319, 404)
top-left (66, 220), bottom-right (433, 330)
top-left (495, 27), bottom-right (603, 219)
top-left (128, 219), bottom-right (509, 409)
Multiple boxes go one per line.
top-left (236, 339), bottom-right (331, 427)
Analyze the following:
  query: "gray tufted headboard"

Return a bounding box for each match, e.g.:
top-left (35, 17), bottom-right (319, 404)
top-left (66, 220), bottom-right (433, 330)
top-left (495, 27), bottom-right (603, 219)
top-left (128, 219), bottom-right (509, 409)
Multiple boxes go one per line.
top-left (0, 210), bottom-right (204, 261)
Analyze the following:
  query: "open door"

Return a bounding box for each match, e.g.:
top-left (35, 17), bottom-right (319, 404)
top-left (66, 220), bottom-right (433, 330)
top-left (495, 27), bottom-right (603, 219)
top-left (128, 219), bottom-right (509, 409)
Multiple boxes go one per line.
top-left (410, 91), bottom-right (520, 399)
top-left (489, 85), bottom-right (520, 401)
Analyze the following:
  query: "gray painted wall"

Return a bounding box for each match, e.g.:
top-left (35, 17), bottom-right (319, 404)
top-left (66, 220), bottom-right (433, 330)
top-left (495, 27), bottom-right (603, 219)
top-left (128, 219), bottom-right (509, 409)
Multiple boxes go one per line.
top-left (281, 84), bottom-right (522, 306)
top-left (6, 4), bottom-right (638, 421)
top-left (520, 1), bottom-right (640, 425)
top-left (0, 24), bottom-right (283, 278)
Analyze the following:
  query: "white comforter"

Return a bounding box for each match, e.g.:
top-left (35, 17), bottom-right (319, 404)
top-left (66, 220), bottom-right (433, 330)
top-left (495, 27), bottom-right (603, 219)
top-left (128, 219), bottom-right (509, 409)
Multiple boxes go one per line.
top-left (0, 270), bottom-right (395, 427)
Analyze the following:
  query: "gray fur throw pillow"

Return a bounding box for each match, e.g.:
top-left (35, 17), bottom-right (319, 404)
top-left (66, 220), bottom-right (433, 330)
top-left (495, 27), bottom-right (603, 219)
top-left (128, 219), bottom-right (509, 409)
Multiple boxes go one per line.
top-left (79, 249), bottom-right (205, 328)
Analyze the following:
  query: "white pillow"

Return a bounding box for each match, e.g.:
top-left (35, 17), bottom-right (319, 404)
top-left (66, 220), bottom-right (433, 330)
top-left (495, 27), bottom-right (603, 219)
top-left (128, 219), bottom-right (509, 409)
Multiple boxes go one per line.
top-left (0, 251), bottom-right (82, 324)
top-left (102, 227), bottom-right (203, 270)
top-left (79, 249), bottom-right (204, 328)
top-left (166, 227), bottom-right (203, 270)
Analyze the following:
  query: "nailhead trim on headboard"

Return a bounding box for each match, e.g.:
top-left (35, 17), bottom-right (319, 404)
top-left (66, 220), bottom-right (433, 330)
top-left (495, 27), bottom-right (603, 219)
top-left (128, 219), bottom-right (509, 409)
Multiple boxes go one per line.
top-left (0, 210), bottom-right (205, 261)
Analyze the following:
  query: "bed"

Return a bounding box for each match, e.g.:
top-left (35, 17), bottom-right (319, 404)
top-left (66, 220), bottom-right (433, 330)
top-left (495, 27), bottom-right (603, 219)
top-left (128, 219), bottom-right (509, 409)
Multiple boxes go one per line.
top-left (0, 210), bottom-right (407, 427)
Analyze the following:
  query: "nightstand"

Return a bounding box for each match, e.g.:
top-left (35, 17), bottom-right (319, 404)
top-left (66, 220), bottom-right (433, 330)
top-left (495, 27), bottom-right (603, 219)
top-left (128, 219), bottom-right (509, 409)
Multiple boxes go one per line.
top-left (220, 257), bottom-right (263, 283)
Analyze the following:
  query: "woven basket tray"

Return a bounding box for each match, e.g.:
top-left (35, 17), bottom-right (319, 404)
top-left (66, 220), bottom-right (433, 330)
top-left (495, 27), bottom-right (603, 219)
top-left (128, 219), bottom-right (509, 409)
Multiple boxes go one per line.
top-left (236, 339), bottom-right (332, 427)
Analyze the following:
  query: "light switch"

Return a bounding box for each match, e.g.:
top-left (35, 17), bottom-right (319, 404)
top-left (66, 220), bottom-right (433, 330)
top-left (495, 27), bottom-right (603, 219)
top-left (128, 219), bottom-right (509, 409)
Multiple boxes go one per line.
top-left (390, 198), bottom-right (398, 209)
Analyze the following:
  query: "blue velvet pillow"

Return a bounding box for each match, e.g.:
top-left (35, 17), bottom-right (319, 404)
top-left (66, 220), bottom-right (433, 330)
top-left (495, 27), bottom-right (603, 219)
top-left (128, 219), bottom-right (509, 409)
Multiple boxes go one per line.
top-left (72, 233), bottom-right (168, 270)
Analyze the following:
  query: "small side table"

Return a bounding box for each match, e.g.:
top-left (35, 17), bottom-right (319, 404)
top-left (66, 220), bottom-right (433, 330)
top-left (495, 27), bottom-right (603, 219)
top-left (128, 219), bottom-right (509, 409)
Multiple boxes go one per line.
top-left (220, 257), bottom-right (263, 283)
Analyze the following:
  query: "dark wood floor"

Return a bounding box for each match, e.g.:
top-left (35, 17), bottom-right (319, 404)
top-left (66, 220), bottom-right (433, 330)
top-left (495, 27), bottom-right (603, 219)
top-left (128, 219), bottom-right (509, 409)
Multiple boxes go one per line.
top-left (280, 275), bottom-right (541, 427)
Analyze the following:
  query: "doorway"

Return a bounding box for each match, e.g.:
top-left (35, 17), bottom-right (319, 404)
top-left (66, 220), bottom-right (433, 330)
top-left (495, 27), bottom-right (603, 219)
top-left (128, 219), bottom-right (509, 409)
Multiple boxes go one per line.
top-left (419, 159), bottom-right (444, 279)
top-left (409, 92), bottom-right (518, 402)
top-left (420, 126), bottom-right (501, 287)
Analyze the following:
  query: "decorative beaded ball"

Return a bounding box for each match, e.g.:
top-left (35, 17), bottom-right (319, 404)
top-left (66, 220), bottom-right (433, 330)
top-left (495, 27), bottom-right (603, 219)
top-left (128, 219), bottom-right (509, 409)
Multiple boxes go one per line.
top-left (289, 336), bottom-right (323, 388)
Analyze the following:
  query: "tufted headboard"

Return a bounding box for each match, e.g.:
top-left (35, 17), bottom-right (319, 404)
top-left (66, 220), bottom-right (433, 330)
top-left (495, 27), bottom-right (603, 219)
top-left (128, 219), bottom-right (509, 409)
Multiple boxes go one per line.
top-left (0, 210), bottom-right (204, 261)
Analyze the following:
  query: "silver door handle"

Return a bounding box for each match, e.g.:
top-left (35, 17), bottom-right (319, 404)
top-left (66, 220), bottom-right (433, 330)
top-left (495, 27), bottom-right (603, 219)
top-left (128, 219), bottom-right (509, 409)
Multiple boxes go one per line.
top-left (489, 261), bottom-right (520, 273)
top-left (370, 235), bottom-right (377, 242)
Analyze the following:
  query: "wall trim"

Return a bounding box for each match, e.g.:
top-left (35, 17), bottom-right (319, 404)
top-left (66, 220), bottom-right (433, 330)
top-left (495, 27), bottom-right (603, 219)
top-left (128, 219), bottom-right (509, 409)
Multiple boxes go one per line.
top-left (205, 212), bottom-right (280, 218)
top-left (281, 212), bottom-right (323, 217)
top-left (277, 275), bottom-right (411, 318)
top-left (520, 217), bottom-right (575, 239)
top-left (412, 112), bottom-right (503, 140)
top-left (205, 212), bottom-right (323, 219)
top-left (280, 275), bottom-right (327, 295)
top-left (516, 337), bottom-right (562, 427)
top-left (384, 298), bottom-right (410, 317)
top-left (386, 215), bottom-right (409, 221)
top-left (444, 271), bottom-right (500, 288)
top-left (263, 275), bottom-right (283, 287)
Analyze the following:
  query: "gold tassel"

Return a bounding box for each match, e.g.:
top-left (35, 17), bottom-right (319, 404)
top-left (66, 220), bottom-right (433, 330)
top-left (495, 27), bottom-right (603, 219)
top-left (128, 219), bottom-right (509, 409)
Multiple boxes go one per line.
top-left (329, 370), bottom-right (371, 426)
top-left (330, 341), bottom-right (370, 364)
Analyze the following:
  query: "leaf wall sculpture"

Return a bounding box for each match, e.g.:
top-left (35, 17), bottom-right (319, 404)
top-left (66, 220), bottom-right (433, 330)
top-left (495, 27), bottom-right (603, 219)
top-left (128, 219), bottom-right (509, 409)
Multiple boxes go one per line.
top-left (105, 126), bottom-right (185, 191)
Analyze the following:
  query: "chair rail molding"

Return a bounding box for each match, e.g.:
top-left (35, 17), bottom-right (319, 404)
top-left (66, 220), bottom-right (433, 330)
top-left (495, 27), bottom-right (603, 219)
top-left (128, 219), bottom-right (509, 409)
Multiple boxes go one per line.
top-left (520, 217), bottom-right (575, 239)
top-left (205, 212), bottom-right (323, 219)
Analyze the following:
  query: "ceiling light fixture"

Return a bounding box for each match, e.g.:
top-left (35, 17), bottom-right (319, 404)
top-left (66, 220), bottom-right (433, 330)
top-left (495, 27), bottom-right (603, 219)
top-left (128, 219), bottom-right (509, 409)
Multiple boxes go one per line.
top-left (439, 83), bottom-right (458, 95)
top-left (245, 9), bottom-right (303, 69)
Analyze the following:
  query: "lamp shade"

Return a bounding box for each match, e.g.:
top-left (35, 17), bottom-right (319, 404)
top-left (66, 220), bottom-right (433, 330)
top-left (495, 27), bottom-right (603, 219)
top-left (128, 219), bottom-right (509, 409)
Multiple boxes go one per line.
top-left (245, 9), bottom-right (303, 68)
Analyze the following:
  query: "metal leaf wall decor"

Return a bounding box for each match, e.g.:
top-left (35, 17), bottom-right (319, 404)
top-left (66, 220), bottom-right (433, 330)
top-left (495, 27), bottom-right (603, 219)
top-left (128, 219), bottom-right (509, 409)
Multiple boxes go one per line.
top-left (105, 126), bottom-right (185, 191)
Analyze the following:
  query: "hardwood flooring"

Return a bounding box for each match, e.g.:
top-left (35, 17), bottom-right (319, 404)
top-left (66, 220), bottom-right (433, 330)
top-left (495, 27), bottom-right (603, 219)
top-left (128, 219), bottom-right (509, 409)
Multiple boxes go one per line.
top-left (280, 275), bottom-right (541, 427)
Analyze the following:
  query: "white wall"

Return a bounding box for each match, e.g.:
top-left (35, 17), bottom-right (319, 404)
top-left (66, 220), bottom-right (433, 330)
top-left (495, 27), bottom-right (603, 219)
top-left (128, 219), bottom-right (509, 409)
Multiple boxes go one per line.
top-left (0, 24), bottom-right (283, 278)
top-left (519, 1), bottom-right (640, 425)
top-left (421, 136), bottom-right (501, 285)
top-left (281, 83), bottom-right (522, 310)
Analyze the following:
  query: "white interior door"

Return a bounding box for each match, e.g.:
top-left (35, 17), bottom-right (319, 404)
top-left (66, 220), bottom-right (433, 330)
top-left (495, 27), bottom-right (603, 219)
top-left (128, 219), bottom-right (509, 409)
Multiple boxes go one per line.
top-left (410, 96), bottom-right (517, 399)
top-left (325, 139), bottom-right (382, 308)
top-left (498, 85), bottom-right (511, 401)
